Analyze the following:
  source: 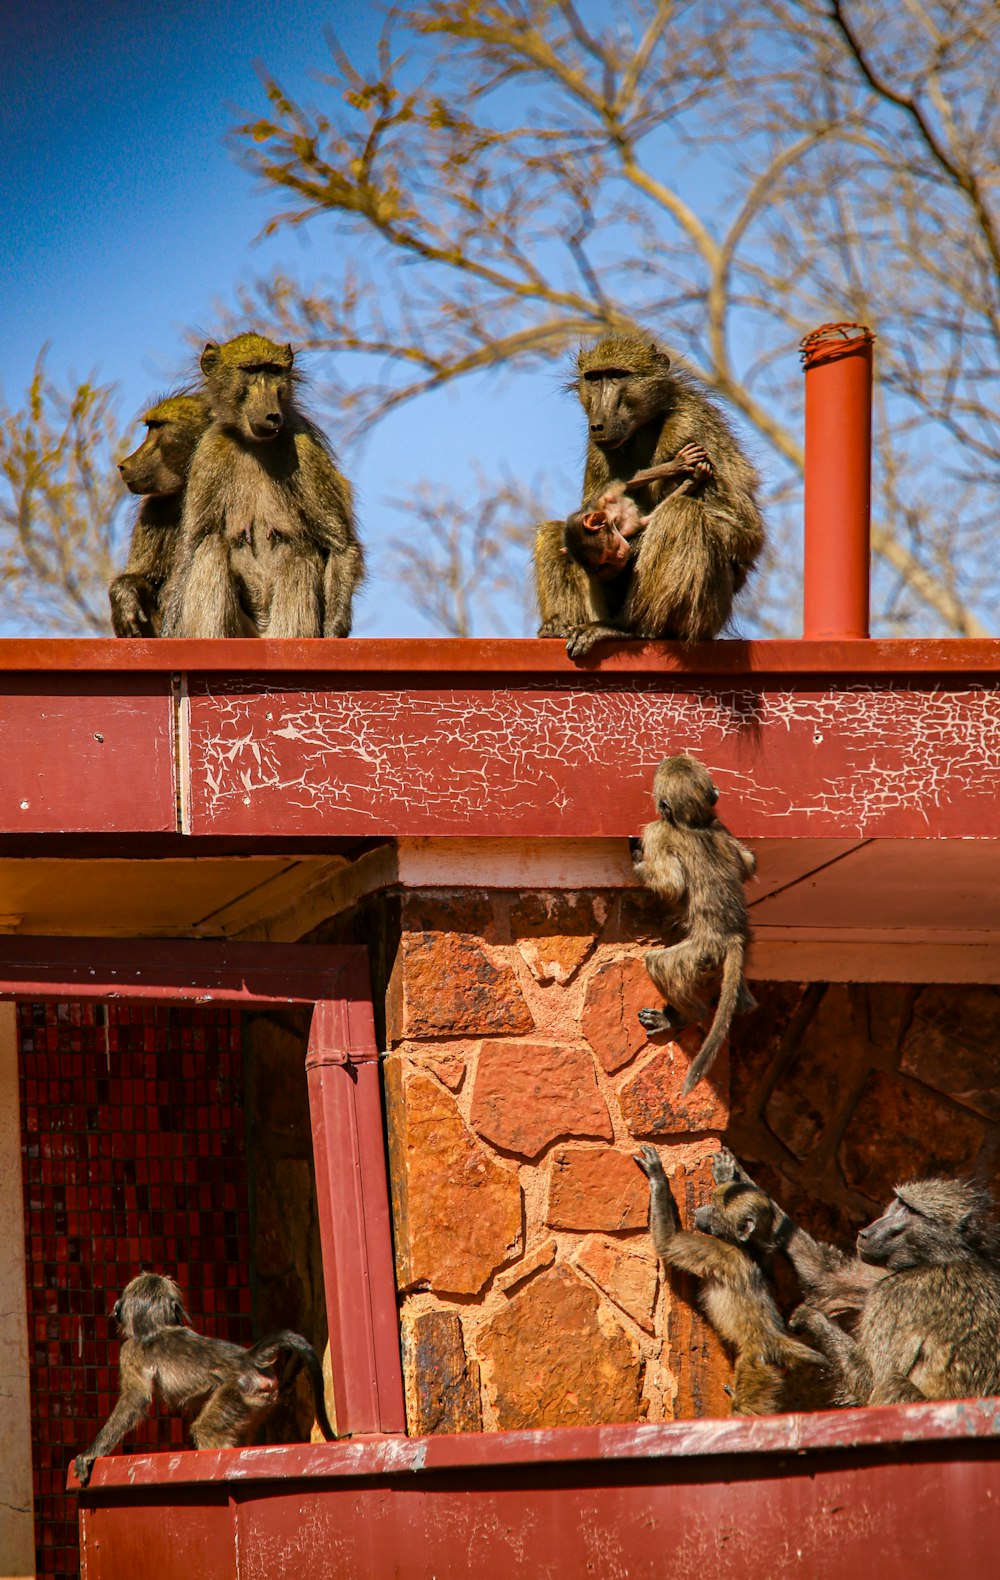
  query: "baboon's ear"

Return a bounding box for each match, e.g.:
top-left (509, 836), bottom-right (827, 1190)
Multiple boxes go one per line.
top-left (282, 342), bottom-right (294, 366)
top-left (736, 1213), bottom-right (756, 1242)
top-left (200, 342), bottom-right (221, 374)
top-left (707, 782), bottom-right (719, 805)
top-left (650, 339), bottom-right (669, 368)
top-left (172, 1299), bottom-right (187, 1326)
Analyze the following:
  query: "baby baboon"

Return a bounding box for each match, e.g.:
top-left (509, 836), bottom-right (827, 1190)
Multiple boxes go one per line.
top-left (634, 1145), bottom-right (825, 1415)
top-left (72, 1271), bottom-right (334, 1487)
top-left (534, 332), bottom-right (764, 657)
top-left (632, 754), bottom-right (757, 1095)
top-left (787, 1179), bottom-right (1000, 1407)
top-left (162, 333), bottom-right (363, 638)
top-left (109, 394), bottom-right (211, 637)
top-left (560, 445), bottom-right (713, 581)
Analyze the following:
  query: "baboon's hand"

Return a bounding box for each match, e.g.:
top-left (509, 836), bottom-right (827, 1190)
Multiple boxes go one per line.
top-left (674, 442), bottom-right (713, 485)
top-left (565, 624), bottom-right (622, 660)
top-left (633, 1143), bottom-right (667, 1186)
top-left (712, 1147), bottom-right (754, 1187)
top-left (628, 835), bottom-right (643, 864)
top-left (637, 1006), bottom-right (671, 1032)
top-left (73, 1454), bottom-right (93, 1488)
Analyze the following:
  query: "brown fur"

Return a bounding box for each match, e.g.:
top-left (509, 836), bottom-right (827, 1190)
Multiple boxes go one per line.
top-left (561, 446), bottom-right (712, 578)
top-left (535, 333), bottom-right (764, 656)
top-left (109, 394), bottom-right (211, 637)
top-left (634, 1146), bottom-right (825, 1415)
top-left (72, 1271), bottom-right (334, 1486)
top-left (788, 1179), bottom-right (1000, 1406)
top-left (632, 755), bottom-right (757, 1094)
top-left (162, 334), bottom-right (363, 637)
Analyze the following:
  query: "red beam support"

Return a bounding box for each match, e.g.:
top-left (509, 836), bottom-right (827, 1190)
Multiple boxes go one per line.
top-left (306, 981), bottom-right (406, 1438)
top-left (801, 322), bottom-right (875, 640)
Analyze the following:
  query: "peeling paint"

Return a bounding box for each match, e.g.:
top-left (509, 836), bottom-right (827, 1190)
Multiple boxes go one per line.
top-left (187, 681), bottom-right (1000, 839)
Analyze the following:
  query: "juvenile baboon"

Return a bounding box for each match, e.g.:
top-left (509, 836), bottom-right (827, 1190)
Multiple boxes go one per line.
top-left (109, 394), bottom-right (210, 637)
top-left (560, 445), bottom-right (713, 581)
top-left (73, 1272), bottom-right (334, 1487)
top-left (535, 333), bottom-right (764, 657)
top-left (631, 754), bottom-right (757, 1095)
top-left (162, 334), bottom-right (362, 638)
top-left (634, 1145), bottom-right (825, 1415)
top-left (787, 1180), bottom-right (1000, 1407)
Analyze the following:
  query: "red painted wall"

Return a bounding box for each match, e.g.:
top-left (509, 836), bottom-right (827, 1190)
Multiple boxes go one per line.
top-left (19, 1002), bottom-right (250, 1580)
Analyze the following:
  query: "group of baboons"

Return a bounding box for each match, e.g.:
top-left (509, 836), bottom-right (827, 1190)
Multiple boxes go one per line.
top-left (73, 751), bottom-right (1000, 1472)
top-left (109, 328), bottom-right (765, 649)
top-left (78, 331), bottom-right (1000, 1472)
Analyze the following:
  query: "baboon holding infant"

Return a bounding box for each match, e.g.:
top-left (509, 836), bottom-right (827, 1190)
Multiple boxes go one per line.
top-left (73, 1271), bottom-right (334, 1486)
top-left (535, 331), bottom-right (765, 656)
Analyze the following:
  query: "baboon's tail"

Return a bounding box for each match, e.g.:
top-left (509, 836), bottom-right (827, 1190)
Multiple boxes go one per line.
top-left (681, 940), bottom-right (745, 1096)
top-left (247, 1330), bottom-right (335, 1441)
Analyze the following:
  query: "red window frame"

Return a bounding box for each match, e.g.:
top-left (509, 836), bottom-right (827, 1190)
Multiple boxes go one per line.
top-left (4, 935), bottom-right (405, 1440)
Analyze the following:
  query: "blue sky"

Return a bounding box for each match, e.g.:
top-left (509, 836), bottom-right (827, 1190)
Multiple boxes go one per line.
top-left (1, 0), bottom-right (578, 636)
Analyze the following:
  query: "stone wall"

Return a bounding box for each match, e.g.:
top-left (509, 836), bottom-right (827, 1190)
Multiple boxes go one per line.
top-left (382, 888), bottom-right (730, 1432)
top-left (376, 888), bottom-right (1000, 1436)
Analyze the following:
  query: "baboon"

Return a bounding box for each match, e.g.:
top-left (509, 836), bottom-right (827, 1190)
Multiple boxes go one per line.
top-left (162, 334), bottom-right (362, 638)
top-left (631, 754), bottom-right (757, 1095)
top-left (787, 1180), bottom-right (1000, 1407)
top-left (73, 1272), bottom-right (334, 1487)
top-left (534, 333), bottom-right (764, 657)
top-left (109, 394), bottom-right (210, 637)
top-left (561, 445), bottom-right (713, 580)
top-left (634, 1145), bottom-right (825, 1415)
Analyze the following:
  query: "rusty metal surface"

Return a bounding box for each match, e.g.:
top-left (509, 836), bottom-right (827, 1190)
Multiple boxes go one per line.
top-left (3, 635), bottom-right (1000, 674)
top-left (76, 1402), bottom-right (1000, 1580)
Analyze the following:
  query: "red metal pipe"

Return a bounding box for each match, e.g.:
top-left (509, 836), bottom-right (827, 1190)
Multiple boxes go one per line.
top-left (306, 978), bottom-right (406, 1438)
top-left (801, 323), bottom-right (875, 639)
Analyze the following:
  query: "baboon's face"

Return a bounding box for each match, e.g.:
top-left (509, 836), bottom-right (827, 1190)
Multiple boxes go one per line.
top-left (579, 368), bottom-right (655, 449)
top-left (200, 337), bottom-right (295, 442)
top-left (232, 362), bottom-right (292, 442)
top-left (119, 399), bottom-right (208, 496)
top-left (119, 424), bottom-right (185, 495)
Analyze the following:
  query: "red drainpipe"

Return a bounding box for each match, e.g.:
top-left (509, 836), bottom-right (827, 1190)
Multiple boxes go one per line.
top-left (800, 322), bottom-right (875, 639)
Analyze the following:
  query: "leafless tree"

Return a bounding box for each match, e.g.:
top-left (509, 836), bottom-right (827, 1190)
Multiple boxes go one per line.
top-left (0, 354), bottom-right (122, 634)
top-left (228, 0), bottom-right (999, 637)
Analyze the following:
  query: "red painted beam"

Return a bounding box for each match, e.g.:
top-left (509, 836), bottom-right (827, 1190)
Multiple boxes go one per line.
top-left (0, 938), bottom-right (369, 1003)
top-left (2, 636), bottom-right (1000, 676)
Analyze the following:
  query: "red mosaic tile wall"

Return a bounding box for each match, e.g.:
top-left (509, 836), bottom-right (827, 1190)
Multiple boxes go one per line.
top-left (19, 1001), bottom-right (251, 1580)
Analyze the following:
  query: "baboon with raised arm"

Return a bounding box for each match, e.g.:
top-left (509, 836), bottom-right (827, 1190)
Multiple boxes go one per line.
top-left (72, 1271), bottom-right (334, 1487)
top-left (109, 393), bottom-right (211, 637)
top-left (162, 334), bottom-right (362, 638)
top-left (534, 333), bottom-right (764, 657)
top-left (634, 1146), bottom-right (825, 1414)
top-left (717, 1153), bottom-right (1000, 1407)
top-left (631, 754), bottom-right (757, 1095)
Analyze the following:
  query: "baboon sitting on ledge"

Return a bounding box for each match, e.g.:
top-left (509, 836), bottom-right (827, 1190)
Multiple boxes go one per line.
top-left (535, 332), bottom-right (764, 657)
